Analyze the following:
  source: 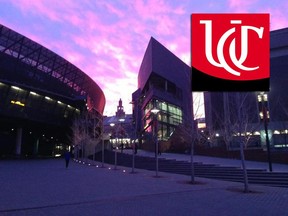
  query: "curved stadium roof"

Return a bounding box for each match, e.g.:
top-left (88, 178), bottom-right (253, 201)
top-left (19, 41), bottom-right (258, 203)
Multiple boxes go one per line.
top-left (0, 24), bottom-right (105, 115)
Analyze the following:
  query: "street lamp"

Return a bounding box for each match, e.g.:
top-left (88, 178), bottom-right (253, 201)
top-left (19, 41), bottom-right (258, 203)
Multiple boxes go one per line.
top-left (151, 107), bottom-right (160, 177)
top-left (110, 117), bottom-right (125, 170)
top-left (110, 122), bottom-right (118, 170)
top-left (258, 92), bottom-right (272, 172)
top-left (101, 118), bottom-right (105, 168)
top-left (130, 100), bottom-right (138, 174)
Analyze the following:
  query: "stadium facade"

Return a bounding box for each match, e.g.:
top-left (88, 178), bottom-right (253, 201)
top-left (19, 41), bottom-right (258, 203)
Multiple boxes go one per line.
top-left (0, 24), bottom-right (105, 157)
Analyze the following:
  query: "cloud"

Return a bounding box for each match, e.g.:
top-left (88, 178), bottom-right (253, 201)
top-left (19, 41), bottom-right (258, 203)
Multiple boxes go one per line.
top-left (262, 6), bottom-right (288, 30)
top-left (227, 0), bottom-right (259, 11)
top-left (6, 0), bottom-right (288, 117)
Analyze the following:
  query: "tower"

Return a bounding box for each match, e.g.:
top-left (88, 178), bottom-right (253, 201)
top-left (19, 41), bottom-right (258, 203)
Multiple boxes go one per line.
top-left (115, 98), bottom-right (125, 118)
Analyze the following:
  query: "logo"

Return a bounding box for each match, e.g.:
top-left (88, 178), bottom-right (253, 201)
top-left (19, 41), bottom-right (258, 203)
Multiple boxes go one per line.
top-left (191, 14), bottom-right (270, 91)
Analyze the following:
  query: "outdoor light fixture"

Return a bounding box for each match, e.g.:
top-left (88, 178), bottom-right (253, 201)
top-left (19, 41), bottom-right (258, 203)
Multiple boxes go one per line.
top-left (151, 106), bottom-right (160, 177)
top-left (119, 118), bottom-right (125, 122)
top-left (258, 92), bottom-right (272, 172)
top-left (151, 108), bottom-right (160, 114)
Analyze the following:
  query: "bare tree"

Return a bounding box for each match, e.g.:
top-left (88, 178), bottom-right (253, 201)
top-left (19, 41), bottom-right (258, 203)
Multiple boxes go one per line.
top-left (171, 92), bottom-right (204, 183)
top-left (173, 121), bottom-right (196, 183)
top-left (71, 110), bottom-right (102, 161)
top-left (221, 92), bottom-right (261, 193)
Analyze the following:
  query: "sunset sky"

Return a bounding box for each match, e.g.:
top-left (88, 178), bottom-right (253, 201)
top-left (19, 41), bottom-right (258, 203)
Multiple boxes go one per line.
top-left (0, 0), bottom-right (288, 116)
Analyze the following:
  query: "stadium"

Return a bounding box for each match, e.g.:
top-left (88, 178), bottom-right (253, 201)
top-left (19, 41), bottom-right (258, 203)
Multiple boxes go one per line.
top-left (0, 24), bottom-right (105, 157)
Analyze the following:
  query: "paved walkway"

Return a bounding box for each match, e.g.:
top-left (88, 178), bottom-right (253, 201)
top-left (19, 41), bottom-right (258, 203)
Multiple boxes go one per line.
top-left (1, 154), bottom-right (288, 216)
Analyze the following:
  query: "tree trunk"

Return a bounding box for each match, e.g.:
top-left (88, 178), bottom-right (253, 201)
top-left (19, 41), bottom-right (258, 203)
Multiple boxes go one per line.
top-left (190, 141), bottom-right (195, 183)
top-left (237, 93), bottom-right (250, 193)
top-left (240, 142), bottom-right (249, 192)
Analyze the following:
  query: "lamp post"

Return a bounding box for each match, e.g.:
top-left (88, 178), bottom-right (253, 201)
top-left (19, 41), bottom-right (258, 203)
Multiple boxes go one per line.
top-left (110, 122), bottom-right (117, 170)
top-left (101, 119), bottom-right (105, 168)
top-left (259, 93), bottom-right (272, 172)
top-left (110, 117), bottom-right (125, 170)
top-left (151, 107), bottom-right (160, 177)
top-left (130, 100), bottom-right (137, 174)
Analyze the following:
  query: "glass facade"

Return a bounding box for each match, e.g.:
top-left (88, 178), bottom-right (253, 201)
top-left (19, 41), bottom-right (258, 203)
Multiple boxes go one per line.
top-left (144, 99), bottom-right (182, 141)
top-left (0, 82), bottom-right (80, 124)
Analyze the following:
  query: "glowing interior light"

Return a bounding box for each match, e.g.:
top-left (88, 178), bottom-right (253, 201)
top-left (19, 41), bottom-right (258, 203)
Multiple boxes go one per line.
top-left (57, 101), bottom-right (63, 104)
top-left (45, 96), bottom-right (51, 100)
top-left (11, 86), bottom-right (20, 90)
top-left (30, 91), bottom-right (37, 95)
top-left (11, 100), bottom-right (25, 107)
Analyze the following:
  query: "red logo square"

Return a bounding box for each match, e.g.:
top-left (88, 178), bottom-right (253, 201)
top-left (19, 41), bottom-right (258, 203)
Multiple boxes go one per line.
top-left (191, 13), bottom-right (270, 91)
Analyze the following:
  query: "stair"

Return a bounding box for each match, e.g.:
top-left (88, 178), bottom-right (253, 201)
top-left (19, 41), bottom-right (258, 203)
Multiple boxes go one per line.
top-left (92, 150), bottom-right (288, 188)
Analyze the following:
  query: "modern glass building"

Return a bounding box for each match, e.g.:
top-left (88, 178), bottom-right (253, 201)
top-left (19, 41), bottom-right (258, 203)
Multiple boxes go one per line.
top-left (0, 24), bottom-right (105, 157)
top-left (203, 27), bottom-right (288, 150)
top-left (132, 37), bottom-right (192, 151)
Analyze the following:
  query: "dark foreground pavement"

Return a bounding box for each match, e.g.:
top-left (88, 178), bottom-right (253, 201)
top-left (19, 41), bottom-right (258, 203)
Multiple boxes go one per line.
top-left (1, 158), bottom-right (288, 216)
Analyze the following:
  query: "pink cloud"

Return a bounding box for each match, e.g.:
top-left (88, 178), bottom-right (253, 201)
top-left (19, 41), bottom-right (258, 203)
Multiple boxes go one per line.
top-left (263, 7), bottom-right (288, 30)
top-left (4, 0), bottom-right (288, 117)
top-left (97, 1), bottom-right (125, 18)
top-left (227, 0), bottom-right (259, 11)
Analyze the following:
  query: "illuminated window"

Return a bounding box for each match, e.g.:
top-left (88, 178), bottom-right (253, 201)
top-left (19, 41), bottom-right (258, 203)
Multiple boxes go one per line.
top-left (198, 122), bottom-right (206, 129)
top-left (11, 100), bottom-right (25, 107)
top-left (143, 99), bottom-right (183, 140)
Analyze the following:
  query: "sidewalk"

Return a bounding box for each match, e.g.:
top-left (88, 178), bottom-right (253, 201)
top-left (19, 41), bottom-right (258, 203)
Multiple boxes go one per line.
top-left (123, 149), bottom-right (288, 172)
top-left (1, 158), bottom-right (288, 215)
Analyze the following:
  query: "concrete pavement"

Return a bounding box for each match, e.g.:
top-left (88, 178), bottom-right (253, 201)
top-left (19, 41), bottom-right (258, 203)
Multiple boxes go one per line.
top-left (1, 156), bottom-right (288, 216)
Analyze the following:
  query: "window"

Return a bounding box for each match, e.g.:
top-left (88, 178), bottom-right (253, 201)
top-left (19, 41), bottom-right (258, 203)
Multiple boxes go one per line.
top-left (143, 98), bottom-right (183, 140)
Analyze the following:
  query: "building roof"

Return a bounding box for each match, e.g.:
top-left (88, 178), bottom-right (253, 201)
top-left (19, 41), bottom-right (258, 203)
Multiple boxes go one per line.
top-left (138, 37), bottom-right (191, 90)
top-left (104, 114), bottom-right (133, 126)
top-left (0, 24), bottom-right (105, 114)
